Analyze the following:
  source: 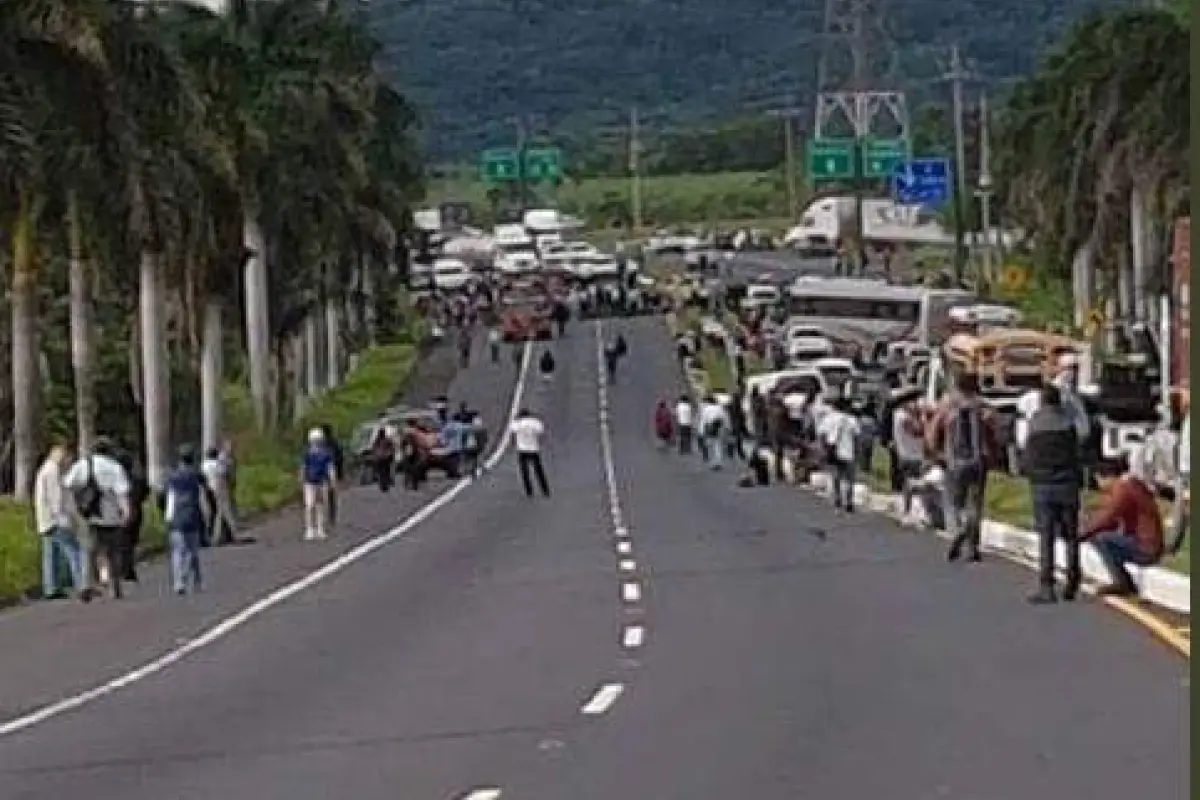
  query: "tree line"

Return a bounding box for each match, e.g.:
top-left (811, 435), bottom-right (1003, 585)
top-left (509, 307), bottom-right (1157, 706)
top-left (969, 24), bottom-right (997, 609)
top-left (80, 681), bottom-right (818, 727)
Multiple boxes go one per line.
top-left (0, 0), bottom-right (422, 499)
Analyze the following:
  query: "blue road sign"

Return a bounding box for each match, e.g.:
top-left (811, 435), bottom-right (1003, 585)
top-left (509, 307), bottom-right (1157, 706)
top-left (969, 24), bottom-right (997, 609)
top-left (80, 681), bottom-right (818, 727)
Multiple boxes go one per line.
top-left (892, 157), bottom-right (951, 207)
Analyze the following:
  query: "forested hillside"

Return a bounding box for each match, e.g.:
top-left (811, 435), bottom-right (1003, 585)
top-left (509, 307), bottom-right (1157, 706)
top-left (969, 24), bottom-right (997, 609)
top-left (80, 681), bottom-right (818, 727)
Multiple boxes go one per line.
top-left (369, 0), bottom-right (1129, 158)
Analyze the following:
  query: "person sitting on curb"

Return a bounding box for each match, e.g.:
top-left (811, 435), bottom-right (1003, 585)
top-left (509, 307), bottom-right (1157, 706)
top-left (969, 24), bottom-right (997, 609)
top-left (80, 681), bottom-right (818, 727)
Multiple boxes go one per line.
top-left (1080, 446), bottom-right (1165, 597)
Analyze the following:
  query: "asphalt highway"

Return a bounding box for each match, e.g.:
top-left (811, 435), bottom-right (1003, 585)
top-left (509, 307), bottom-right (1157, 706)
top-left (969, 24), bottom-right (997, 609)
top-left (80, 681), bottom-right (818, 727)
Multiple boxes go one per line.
top-left (0, 318), bottom-right (1188, 799)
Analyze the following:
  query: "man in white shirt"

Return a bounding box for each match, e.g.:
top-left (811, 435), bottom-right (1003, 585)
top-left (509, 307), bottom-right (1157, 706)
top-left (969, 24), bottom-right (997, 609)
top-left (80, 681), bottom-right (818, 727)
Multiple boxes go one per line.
top-left (817, 398), bottom-right (862, 512)
top-left (892, 399), bottom-right (926, 517)
top-left (510, 408), bottom-right (550, 497)
top-left (674, 394), bottom-right (695, 454)
top-left (63, 437), bottom-right (133, 599)
top-left (201, 447), bottom-right (238, 546)
top-left (34, 445), bottom-right (85, 600)
top-left (698, 394), bottom-right (731, 469)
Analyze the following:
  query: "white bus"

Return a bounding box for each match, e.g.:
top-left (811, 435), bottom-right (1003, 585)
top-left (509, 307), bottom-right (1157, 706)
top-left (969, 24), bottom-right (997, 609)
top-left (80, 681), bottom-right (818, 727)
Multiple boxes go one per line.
top-left (785, 277), bottom-right (973, 347)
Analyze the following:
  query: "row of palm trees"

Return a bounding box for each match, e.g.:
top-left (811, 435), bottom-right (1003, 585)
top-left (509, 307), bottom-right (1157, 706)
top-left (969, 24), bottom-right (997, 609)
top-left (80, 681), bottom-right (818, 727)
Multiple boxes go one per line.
top-left (994, 5), bottom-right (1189, 326)
top-left (1, 0), bottom-right (422, 498)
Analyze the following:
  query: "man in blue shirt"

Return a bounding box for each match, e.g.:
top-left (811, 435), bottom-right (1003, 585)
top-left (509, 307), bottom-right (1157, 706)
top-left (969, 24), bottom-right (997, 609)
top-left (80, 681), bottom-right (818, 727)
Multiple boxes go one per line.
top-left (301, 428), bottom-right (336, 540)
top-left (164, 445), bottom-right (207, 594)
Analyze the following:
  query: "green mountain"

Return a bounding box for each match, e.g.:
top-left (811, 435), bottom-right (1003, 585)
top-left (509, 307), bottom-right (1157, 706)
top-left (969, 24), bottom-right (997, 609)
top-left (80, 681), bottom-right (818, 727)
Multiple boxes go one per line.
top-left (367, 0), bottom-right (1129, 159)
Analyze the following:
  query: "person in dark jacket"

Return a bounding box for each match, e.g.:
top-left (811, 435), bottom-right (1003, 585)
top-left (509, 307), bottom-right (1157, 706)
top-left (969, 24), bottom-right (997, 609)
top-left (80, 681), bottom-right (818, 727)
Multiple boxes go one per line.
top-left (1022, 384), bottom-right (1084, 603)
top-left (117, 451), bottom-right (149, 581)
top-left (164, 445), bottom-right (208, 595)
top-left (320, 424), bottom-right (345, 526)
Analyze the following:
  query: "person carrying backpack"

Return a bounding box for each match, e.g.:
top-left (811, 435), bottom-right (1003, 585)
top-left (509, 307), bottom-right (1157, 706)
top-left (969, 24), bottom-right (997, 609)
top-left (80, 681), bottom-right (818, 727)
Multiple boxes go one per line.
top-left (927, 372), bottom-right (998, 562)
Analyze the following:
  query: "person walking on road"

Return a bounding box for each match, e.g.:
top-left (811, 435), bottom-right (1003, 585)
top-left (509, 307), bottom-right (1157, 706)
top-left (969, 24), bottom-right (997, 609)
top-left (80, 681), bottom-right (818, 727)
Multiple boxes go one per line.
top-left (891, 398), bottom-right (927, 521)
top-left (300, 428), bottom-right (337, 540)
top-left (488, 326), bottom-right (502, 363)
top-left (1023, 383), bottom-right (1084, 603)
top-left (539, 347), bottom-right (556, 382)
top-left (321, 424), bottom-right (345, 527)
top-left (201, 446), bottom-right (239, 545)
top-left (674, 394), bottom-right (695, 454)
top-left (34, 444), bottom-right (84, 600)
top-left (698, 394), bottom-right (730, 470)
top-left (370, 427), bottom-right (396, 492)
top-left (63, 437), bottom-right (133, 599)
top-left (510, 408), bottom-right (550, 497)
top-left (457, 326), bottom-right (472, 368)
top-left (927, 372), bottom-right (998, 562)
top-left (164, 445), bottom-right (207, 595)
top-left (818, 397), bottom-right (861, 512)
top-left (654, 399), bottom-right (675, 449)
top-left (603, 338), bottom-right (621, 384)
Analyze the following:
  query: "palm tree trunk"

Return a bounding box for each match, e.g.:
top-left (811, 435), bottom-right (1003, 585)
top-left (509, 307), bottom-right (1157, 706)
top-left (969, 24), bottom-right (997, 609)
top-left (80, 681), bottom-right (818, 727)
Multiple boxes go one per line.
top-left (291, 334), bottom-right (307, 422)
top-left (66, 190), bottom-right (97, 454)
top-left (325, 297), bottom-right (341, 389)
top-left (242, 209), bottom-right (271, 430)
top-left (10, 190), bottom-right (40, 500)
top-left (200, 299), bottom-right (224, 453)
top-left (361, 258), bottom-right (378, 347)
top-left (139, 250), bottom-right (170, 489)
top-left (1129, 184), bottom-right (1151, 322)
top-left (305, 313), bottom-right (320, 395)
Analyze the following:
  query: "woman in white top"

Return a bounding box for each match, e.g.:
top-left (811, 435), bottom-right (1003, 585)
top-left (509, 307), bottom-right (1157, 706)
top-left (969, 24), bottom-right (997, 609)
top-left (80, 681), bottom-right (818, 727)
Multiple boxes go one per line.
top-left (818, 398), bottom-right (861, 512)
top-left (34, 445), bottom-right (85, 599)
top-left (892, 399), bottom-right (926, 515)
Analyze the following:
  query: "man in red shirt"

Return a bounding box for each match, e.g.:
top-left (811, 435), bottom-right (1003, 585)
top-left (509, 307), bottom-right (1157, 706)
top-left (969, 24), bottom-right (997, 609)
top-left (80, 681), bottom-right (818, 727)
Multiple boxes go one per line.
top-left (1081, 448), bottom-right (1165, 596)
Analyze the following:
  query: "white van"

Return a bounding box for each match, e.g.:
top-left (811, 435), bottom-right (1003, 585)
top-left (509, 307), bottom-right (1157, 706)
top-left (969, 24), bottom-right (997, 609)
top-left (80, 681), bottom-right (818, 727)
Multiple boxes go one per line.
top-left (431, 257), bottom-right (473, 291)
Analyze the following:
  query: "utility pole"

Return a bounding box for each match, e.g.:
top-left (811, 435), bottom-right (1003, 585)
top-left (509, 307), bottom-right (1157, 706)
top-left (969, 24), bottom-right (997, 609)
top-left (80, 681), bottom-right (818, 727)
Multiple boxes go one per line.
top-left (629, 107), bottom-right (643, 231)
top-left (974, 89), bottom-right (995, 289)
top-left (767, 97), bottom-right (805, 220)
top-left (942, 45), bottom-right (973, 283)
top-left (514, 115), bottom-right (529, 213)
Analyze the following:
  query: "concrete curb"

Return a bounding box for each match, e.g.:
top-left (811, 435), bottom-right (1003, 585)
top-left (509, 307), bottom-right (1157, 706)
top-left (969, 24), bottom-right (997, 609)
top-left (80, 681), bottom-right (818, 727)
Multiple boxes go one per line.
top-left (760, 450), bottom-right (1191, 615)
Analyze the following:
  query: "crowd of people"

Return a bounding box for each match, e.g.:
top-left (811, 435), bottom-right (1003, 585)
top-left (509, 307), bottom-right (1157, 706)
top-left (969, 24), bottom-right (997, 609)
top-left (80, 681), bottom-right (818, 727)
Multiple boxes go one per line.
top-left (658, 352), bottom-right (1189, 603)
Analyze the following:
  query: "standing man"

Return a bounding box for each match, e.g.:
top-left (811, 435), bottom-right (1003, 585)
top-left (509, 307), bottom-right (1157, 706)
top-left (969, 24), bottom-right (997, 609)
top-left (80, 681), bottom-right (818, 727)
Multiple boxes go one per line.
top-left (164, 445), bottom-right (207, 595)
top-left (300, 428), bottom-right (337, 540)
top-left (509, 408), bottom-right (550, 497)
top-left (34, 444), bottom-right (84, 600)
top-left (927, 372), bottom-right (998, 562)
top-left (697, 394), bottom-right (730, 470)
top-left (1023, 384), bottom-right (1084, 603)
top-left (63, 437), bottom-right (132, 599)
top-left (320, 424), bottom-right (344, 528)
top-left (674, 394), bottom-right (695, 455)
top-left (201, 446), bottom-right (239, 546)
top-left (488, 326), bottom-right (502, 363)
top-left (818, 397), bottom-right (861, 512)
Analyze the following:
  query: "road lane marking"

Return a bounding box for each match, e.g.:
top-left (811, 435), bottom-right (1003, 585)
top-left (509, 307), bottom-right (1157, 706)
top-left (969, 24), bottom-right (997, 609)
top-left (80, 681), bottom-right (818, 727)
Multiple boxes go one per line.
top-left (580, 682), bottom-right (625, 715)
top-left (616, 540), bottom-right (633, 555)
top-left (622, 625), bottom-right (645, 649)
top-left (622, 581), bottom-right (642, 603)
top-left (460, 790), bottom-right (502, 800)
top-left (619, 559), bottom-right (637, 573)
top-left (614, 526), bottom-right (629, 538)
top-left (0, 343), bottom-right (536, 739)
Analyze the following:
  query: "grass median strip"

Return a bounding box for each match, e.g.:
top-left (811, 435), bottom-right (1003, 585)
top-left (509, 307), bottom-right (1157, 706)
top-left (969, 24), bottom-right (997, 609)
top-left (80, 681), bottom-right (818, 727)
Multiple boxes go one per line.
top-left (0, 344), bottom-right (418, 602)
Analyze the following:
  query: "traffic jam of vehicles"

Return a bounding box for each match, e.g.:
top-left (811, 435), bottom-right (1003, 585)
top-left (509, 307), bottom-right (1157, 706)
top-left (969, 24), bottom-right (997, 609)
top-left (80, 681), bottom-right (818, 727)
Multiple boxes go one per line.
top-left (667, 222), bottom-right (1190, 516)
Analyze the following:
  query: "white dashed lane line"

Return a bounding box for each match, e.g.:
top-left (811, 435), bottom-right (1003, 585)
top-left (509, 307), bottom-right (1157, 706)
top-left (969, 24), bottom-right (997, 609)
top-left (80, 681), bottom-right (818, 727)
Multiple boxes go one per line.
top-left (622, 625), bottom-right (645, 649)
top-left (621, 581), bottom-right (642, 604)
top-left (618, 559), bottom-right (637, 573)
top-left (459, 789), bottom-right (502, 800)
top-left (616, 540), bottom-right (633, 555)
top-left (580, 683), bottom-right (626, 716)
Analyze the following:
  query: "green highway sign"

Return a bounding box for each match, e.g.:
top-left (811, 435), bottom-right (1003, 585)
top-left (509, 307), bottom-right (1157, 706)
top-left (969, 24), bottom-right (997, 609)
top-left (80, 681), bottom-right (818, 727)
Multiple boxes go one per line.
top-left (863, 138), bottom-right (909, 179)
top-left (523, 147), bottom-right (563, 182)
top-left (481, 147), bottom-right (520, 182)
top-left (807, 138), bottom-right (856, 181)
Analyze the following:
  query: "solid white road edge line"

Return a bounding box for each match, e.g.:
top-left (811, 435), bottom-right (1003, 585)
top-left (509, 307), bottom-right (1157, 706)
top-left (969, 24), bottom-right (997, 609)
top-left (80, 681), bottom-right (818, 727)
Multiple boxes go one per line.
top-left (580, 682), bottom-right (625, 715)
top-left (622, 625), bottom-right (645, 649)
top-left (622, 581), bottom-right (642, 603)
top-left (0, 342), bottom-right (535, 739)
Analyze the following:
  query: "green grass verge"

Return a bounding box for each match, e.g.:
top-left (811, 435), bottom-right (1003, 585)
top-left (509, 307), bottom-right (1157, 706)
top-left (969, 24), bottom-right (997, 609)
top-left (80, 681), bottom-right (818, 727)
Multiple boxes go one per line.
top-left (0, 344), bottom-right (418, 601)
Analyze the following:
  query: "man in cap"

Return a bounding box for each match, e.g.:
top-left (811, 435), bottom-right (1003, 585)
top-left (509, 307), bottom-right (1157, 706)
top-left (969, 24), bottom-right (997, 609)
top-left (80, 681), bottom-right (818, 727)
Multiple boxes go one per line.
top-left (62, 436), bottom-right (133, 598)
top-left (300, 428), bottom-right (337, 540)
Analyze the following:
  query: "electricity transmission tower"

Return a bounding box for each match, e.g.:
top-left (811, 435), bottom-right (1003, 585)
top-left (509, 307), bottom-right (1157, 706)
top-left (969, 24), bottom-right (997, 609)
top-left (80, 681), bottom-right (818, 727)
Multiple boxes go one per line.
top-left (813, 0), bottom-right (910, 273)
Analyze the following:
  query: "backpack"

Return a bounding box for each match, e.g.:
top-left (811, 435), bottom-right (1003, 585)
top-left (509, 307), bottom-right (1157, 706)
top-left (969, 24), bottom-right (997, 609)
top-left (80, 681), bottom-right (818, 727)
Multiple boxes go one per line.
top-left (945, 402), bottom-right (985, 476)
top-left (75, 457), bottom-right (103, 519)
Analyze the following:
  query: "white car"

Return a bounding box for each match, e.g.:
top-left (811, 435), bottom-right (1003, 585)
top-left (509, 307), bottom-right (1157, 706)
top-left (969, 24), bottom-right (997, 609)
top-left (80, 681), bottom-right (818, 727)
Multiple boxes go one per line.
top-left (784, 323), bottom-right (835, 362)
top-left (495, 250), bottom-right (540, 275)
top-left (646, 231), bottom-right (704, 254)
top-left (430, 257), bottom-right (473, 291)
top-left (573, 253), bottom-right (620, 279)
top-left (739, 283), bottom-right (782, 311)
